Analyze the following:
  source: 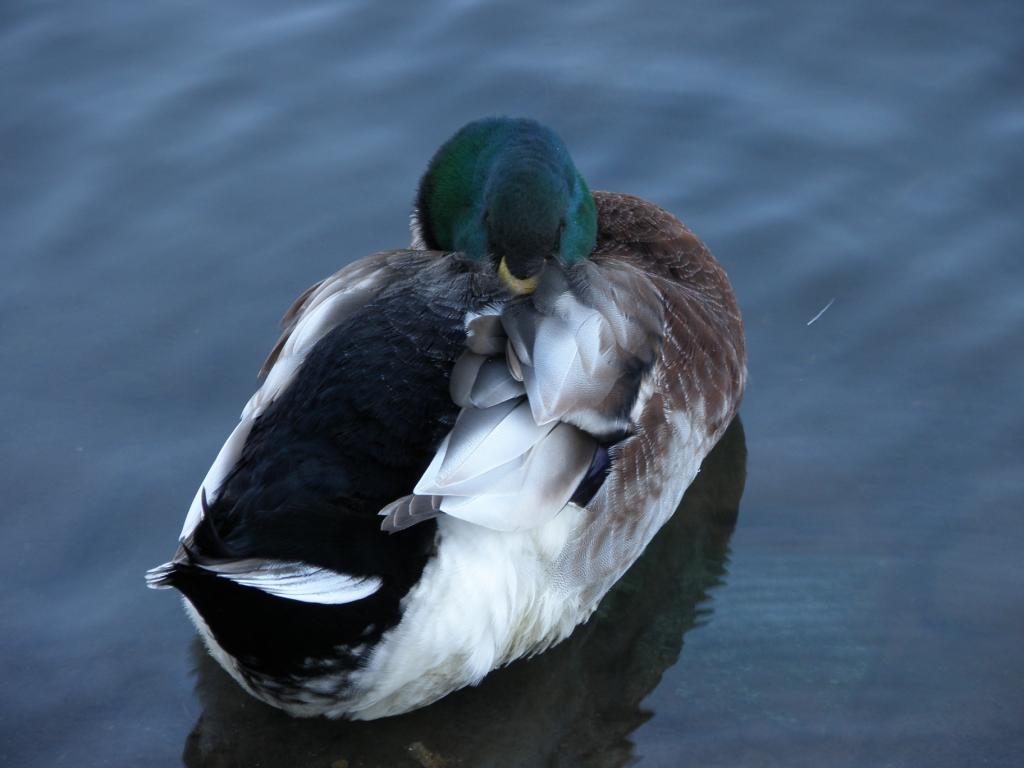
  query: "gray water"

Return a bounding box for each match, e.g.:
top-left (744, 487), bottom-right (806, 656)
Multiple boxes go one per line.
top-left (3, 2), bottom-right (1022, 766)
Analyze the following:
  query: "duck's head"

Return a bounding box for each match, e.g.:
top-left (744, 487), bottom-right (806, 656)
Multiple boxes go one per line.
top-left (414, 117), bottom-right (597, 295)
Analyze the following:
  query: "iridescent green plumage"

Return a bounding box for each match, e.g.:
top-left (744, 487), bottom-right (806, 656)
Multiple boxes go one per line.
top-left (415, 118), bottom-right (597, 279)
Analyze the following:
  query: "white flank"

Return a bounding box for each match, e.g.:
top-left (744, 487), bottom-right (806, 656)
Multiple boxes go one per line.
top-left (342, 406), bottom-right (716, 720)
top-left (342, 506), bottom-right (589, 720)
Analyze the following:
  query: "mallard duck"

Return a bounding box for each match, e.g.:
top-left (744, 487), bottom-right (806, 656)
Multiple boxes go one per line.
top-left (147, 117), bottom-right (746, 720)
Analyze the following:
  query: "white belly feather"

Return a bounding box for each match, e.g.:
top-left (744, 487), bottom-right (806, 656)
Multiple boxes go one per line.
top-left (344, 409), bottom-right (712, 721)
top-left (342, 503), bottom-right (589, 719)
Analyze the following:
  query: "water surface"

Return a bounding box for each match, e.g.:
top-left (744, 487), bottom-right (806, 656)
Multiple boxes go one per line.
top-left (2, 1), bottom-right (1022, 766)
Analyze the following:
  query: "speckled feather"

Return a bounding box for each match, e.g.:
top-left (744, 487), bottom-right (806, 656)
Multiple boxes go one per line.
top-left (561, 191), bottom-right (746, 604)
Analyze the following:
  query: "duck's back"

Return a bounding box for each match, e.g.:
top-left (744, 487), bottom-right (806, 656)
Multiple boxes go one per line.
top-left (159, 250), bottom-right (497, 708)
top-left (210, 279), bottom-right (466, 557)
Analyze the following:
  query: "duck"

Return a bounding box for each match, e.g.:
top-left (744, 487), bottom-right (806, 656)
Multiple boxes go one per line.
top-left (146, 116), bottom-right (747, 721)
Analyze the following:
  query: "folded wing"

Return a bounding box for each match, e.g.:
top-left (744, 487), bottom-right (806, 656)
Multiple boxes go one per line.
top-left (382, 262), bottom-right (664, 533)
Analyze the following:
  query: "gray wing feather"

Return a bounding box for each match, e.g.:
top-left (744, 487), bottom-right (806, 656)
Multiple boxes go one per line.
top-left (434, 423), bottom-right (594, 531)
top-left (504, 263), bottom-right (665, 437)
top-left (470, 359), bottom-right (527, 408)
top-left (381, 262), bottom-right (664, 534)
top-left (449, 352), bottom-right (486, 407)
top-left (379, 494), bottom-right (441, 533)
top-left (465, 312), bottom-right (506, 356)
top-left (425, 400), bottom-right (555, 490)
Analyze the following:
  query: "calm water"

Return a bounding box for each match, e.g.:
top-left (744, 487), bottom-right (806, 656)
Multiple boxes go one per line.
top-left (3, 1), bottom-right (1022, 766)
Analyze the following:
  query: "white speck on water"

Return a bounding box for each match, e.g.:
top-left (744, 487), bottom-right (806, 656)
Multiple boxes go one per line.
top-left (806, 298), bottom-right (835, 326)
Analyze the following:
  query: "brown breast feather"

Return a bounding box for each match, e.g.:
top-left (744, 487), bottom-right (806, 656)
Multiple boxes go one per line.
top-left (558, 191), bottom-right (746, 599)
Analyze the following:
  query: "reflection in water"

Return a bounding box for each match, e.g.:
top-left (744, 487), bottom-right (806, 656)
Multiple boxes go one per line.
top-left (183, 419), bottom-right (747, 767)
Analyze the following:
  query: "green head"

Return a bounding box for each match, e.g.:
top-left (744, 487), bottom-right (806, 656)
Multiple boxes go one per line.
top-left (415, 118), bottom-right (597, 292)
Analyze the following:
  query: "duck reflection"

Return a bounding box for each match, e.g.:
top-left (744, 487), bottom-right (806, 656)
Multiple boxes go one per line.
top-left (183, 418), bottom-right (747, 768)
